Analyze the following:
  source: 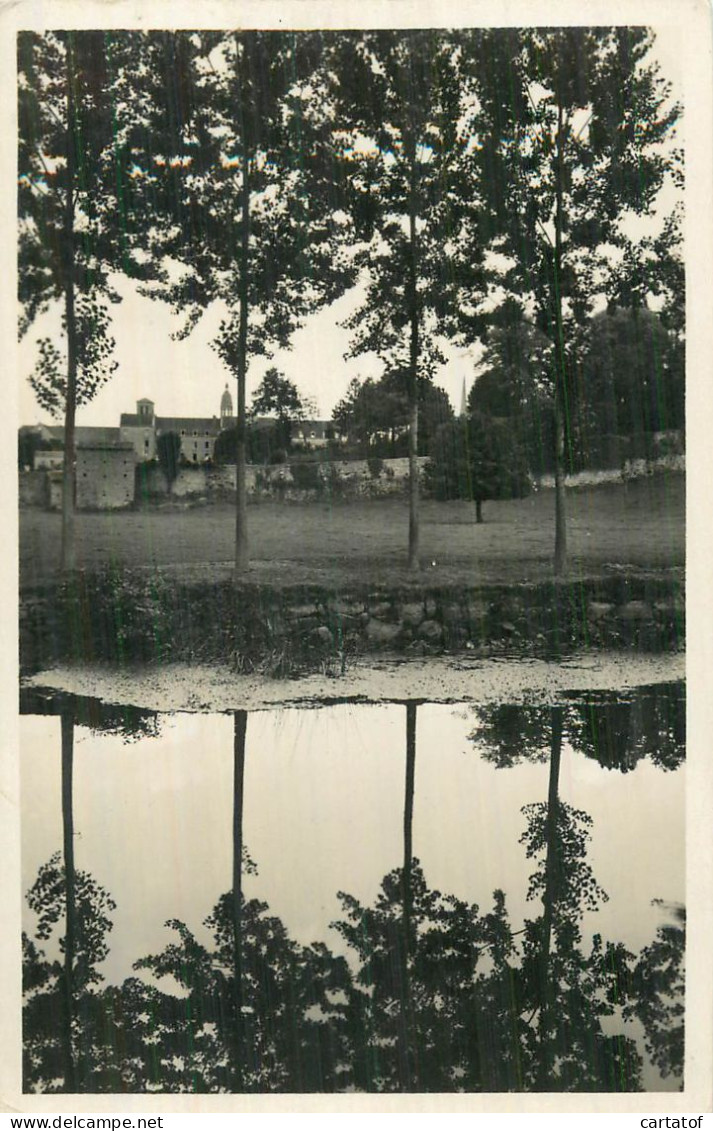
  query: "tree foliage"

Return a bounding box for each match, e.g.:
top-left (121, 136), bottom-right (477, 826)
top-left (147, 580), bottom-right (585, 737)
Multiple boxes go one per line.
top-left (424, 413), bottom-right (531, 519)
top-left (469, 308), bottom-right (555, 476)
top-left (465, 27), bottom-right (681, 571)
top-left (624, 903), bottom-right (685, 1084)
top-left (132, 30), bottom-right (354, 570)
top-left (27, 296), bottom-right (119, 420)
top-left (577, 307), bottom-right (685, 459)
top-left (249, 367), bottom-right (307, 449)
top-left (332, 372), bottom-right (453, 456)
top-left (18, 31), bottom-right (134, 566)
top-left (331, 29), bottom-right (487, 568)
top-left (156, 431), bottom-right (182, 488)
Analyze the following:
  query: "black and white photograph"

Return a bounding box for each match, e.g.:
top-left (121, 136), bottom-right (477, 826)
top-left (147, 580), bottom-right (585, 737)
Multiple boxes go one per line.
top-left (6, 0), bottom-right (713, 1113)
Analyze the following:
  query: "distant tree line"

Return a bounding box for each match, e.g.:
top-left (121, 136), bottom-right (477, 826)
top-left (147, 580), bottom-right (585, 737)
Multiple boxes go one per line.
top-left (422, 301), bottom-right (683, 519)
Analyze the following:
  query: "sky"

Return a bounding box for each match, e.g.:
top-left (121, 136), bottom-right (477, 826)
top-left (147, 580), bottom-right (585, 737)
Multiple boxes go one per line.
top-left (16, 24), bottom-right (682, 430)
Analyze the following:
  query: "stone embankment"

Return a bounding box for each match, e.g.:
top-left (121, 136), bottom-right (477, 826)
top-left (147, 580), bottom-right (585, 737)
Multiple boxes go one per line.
top-left (20, 569), bottom-right (684, 675)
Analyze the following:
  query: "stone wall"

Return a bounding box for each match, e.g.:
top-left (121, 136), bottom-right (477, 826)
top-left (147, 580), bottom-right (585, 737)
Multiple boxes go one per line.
top-left (20, 571), bottom-right (684, 674)
top-left (135, 457), bottom-right (428, 503)
top-left (536, 452), bottom-right (685, 490)
top-left (19, 471), bottom-right (48, 508)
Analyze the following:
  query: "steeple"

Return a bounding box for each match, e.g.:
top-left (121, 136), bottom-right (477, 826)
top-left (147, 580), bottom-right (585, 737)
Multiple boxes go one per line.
top-left (459, 378), bottom-right (467, 418)
top-left (220, 383), bottom-right (234, 427)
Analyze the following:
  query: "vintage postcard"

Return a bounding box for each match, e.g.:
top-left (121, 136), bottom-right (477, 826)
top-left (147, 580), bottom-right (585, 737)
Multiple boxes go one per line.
top-left (3, 0), bottom-right (712, 1117)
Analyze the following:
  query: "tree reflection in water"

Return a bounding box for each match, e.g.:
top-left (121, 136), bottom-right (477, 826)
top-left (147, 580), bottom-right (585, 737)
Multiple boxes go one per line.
top-left (471, 682), bottom-right (685, 774)
top-left (22, 693), bottom-right (684, 1093)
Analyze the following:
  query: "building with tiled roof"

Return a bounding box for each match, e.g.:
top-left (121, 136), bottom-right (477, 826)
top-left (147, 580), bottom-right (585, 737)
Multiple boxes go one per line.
top-left (120, 397), bottom-right (228, 463)
top-left (291, 419), bottom-right (335, 447)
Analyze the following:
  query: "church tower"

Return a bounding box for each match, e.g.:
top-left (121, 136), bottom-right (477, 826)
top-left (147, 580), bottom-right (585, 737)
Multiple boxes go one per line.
top-left (220, 383), bottom-right (234, 428)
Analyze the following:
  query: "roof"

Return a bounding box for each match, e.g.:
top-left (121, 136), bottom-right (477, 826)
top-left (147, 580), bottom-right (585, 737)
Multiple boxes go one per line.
top-left (293, 420), bottom-right (332, 437)
top-left (120, 414), bottom-right (155, 428)
top-left (155, 417), bottom-right (221, 435)
top-left (44, 426), bottom-right (124, 446)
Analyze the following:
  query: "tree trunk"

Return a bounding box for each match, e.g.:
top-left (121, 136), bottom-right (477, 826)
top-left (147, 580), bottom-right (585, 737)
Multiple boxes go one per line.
top-left (407, 396), bottom-right (419, 571)
top-left (231, 710), bottom-right (247, 1091)
top-left (552, 97), bottom-right (568, 578)
top-left (397, 701), bottom-right (417, 1090)
top-left (406, 134), bottom-right (420, 573)
top-left (536, 704), bottom-right (563, 1091)
top-left (61, 36), bottom-right (78, 574)
top-left (403, 701), bottom-right (416, 952)
top-left (235, 139), bottom-right (250, 575)
top-left (553, 393), bottom-right (568, 577)
top-left (61, 710), bottom-right (76, 1092)
top-left (475, 498), bottom-right (483, 524)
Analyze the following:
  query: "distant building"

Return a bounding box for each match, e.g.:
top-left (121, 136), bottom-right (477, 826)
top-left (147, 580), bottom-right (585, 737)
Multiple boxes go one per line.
top-left (156, 415), bottom-right (222, 463)
top-left (291, 420), bottom-right (334, 448)
top-left (34, 449), bottom-right (64, 471)
top-left (40, 424), bottom-right (123, 447)
top-left (119, 399), bottom-right (157, 461)
top-left (38, 429), bottom-right (136, 511)
top-left (121, 395), bottom-right (228, 463)
top-left (76, 442), bottom-right (135, 509)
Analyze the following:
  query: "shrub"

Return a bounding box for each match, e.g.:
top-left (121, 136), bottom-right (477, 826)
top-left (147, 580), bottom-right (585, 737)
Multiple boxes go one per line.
top-left (367, 455), bottom-right (384, 479)
top-left (156, 431), bottom-right (182, 491)
top-left (425, 415), bottom-right (531, 519)
top-left (323, 463), bottom-right (346, 499)
top-left (289, 460), bottom-right (322, 492)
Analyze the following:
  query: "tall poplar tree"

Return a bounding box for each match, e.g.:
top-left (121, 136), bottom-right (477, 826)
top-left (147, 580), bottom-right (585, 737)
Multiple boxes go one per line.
top-left (331, 30), bottom-right (486, 571)
top-left (469, 27), bottom-right (681, 575)
top-left (138, 31), bottom-right (353, 572)
top-left (18, 32), bottom-right (136, 571)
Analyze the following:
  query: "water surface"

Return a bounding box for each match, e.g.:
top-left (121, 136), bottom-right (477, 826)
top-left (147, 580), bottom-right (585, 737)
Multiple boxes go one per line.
top-left (21, 681), bottom-right (685, 1094)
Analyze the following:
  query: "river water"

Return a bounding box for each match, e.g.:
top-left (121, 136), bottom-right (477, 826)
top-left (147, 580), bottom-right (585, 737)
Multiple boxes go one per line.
top-left (20, 678), bottom-right (684, 1095)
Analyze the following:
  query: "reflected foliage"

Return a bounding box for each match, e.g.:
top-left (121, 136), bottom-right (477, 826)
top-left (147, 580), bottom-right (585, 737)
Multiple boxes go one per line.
top-left (471, 683), bottom-right (684, 773)
top-left (20, 688), bottom-right (161, 743)
top-left (624, 903), bottom-right (685, 1086)
top-left (470, 704), bottom-right (553, 767)
top-left (22, 691), bottom-right (684, 1093)
top-left (519, 799), bottom-right (642, 1091)
top-left (567, 684), bottom-right (685, 773)
top-left (131, 890), bottom-right (353, 1092)
top-left (333, 862), bottom-right (525, 1091)
top-left (22, 848), bottom-right (683, 1094)
top-left (23, 855), bottom-right (116, 1092)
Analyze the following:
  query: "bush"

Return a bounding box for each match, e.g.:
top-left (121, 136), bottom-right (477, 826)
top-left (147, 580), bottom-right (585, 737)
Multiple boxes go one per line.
top-left (367, 455), bottom-right (384, 479)
top-left (323, 463), bottom-right (346, 500)
top-left (289, 461), bottom-right (322, 492)
top-left (425, 415), bottom-right (531, 517)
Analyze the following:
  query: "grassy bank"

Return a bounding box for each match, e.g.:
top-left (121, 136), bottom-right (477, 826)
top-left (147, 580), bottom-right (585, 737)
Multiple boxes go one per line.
top-left (20, 473), bottom-right (684, 589)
